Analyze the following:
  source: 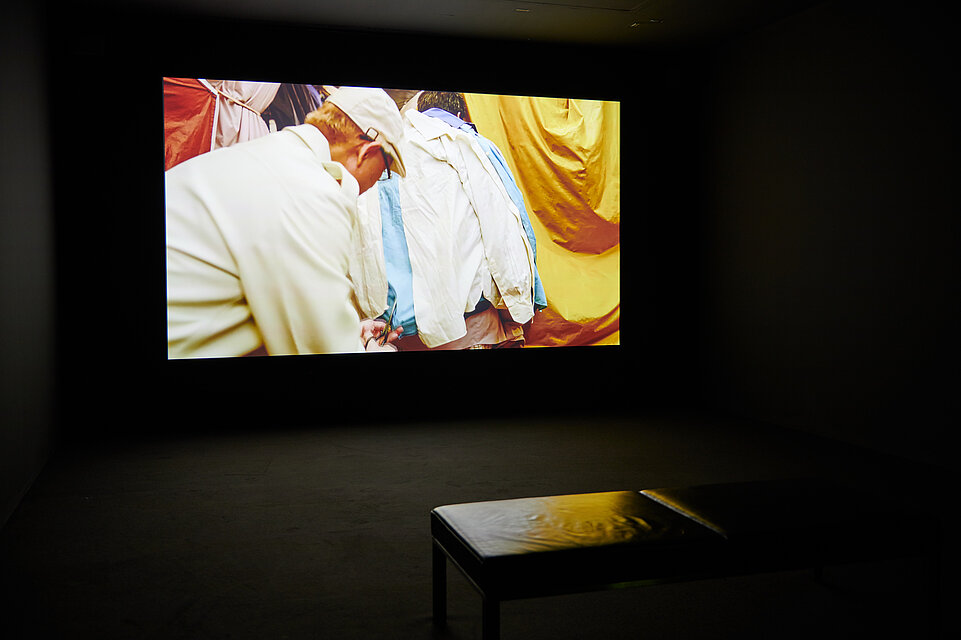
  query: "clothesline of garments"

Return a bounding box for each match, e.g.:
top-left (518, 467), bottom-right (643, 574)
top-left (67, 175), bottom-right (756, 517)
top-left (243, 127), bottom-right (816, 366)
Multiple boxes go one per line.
top-left (363, 107), bottom-right (547, 348)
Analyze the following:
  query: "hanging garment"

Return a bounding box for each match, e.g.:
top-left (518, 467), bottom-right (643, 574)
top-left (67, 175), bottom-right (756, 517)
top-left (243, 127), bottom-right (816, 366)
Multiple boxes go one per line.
top-left (261, 83), bottom-right (324, 132)
top-left (352, 110), bottom-right (537, 348)
top-left (163, 77), bottom-right (217, 170)
top-left (374, 177), bottom-right (418, 338)
top-left (164, 78), bottom-right (281, 170)
top-left (379, 110), bottom-right (536, 347)
top-left (204, 79), bottom-right (280, 150)
top-left (421, 108), bottom-right (547, 311)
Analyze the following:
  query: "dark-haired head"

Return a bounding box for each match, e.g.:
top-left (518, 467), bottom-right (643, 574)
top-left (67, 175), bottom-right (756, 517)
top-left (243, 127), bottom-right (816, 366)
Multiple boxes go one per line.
top-left (417, 91), bottom-right (470, 122)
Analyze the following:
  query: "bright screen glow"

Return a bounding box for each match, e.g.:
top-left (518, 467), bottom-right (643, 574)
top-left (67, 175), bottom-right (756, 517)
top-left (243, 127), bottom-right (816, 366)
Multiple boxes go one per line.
top-left (164, 79), bottom-right (619, 358)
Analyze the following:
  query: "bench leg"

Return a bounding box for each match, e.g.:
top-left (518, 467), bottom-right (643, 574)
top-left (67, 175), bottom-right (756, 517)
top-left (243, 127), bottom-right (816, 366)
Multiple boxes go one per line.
top-left (432, 541), bottom-right (447, 626)
top-left (926, 548), bottom-right (941, 638)
top-left (482, 596), bottom-right (500, 640)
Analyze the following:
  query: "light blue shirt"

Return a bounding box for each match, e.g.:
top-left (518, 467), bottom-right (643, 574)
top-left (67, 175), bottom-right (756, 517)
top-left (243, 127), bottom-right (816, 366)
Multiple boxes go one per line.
top-left (376, 176), bottom-right (418, 337)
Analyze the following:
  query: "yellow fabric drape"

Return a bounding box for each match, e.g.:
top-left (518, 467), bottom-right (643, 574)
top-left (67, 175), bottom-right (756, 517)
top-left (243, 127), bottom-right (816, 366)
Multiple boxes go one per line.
top-left (464, 94), bottom-right (620, 347)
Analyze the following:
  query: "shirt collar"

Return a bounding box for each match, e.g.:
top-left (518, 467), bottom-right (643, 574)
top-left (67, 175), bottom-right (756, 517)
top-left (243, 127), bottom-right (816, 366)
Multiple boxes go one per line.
top-left (287, 123), bottom-right (333, 162)
top-left (422, 108), bottom-right (478, 134)
top-left (286, 123), bottom-right (359, 199)
top-left (422, 108), bottom-right (461, 128)
top-left (406, 109), bottom-right (464, 141)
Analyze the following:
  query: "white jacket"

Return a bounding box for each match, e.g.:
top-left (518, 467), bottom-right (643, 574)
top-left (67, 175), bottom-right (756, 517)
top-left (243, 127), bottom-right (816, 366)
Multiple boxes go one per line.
top-left (355, 110), bottom-right (535, 347)
top-left (165, 124), bottom-right (365, 358)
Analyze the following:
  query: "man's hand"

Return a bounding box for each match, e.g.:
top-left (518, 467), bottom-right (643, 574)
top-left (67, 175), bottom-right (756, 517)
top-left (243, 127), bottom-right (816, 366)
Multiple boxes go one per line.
top-left (360, 318), bottom-right (403, 352)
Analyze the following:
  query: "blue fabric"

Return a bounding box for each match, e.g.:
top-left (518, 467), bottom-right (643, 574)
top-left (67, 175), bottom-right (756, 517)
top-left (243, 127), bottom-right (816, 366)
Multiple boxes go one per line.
top-left (421, 107), bottom-right (476, 132)
top-left (422, 109), bottom-right (547, 309)
top-left (305, 84), bottom-right (322, 106)
top-left (376, 175), bottom-right (418, 336)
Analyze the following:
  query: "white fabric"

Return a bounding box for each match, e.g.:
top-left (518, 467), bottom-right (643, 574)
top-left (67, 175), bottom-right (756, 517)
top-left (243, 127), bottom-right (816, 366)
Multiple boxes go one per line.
top-left (165, 124), bottom-right (365, 358)
top-left (352, 182), bottom-right (389, 320)
top-left (205, 80), bottom-right (281, 151)
top-left (374, 110), bottom-right (536, 347)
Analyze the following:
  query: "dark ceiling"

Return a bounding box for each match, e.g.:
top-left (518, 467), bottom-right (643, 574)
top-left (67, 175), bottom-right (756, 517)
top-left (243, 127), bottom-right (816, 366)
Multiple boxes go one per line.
top-left (118, 0), bottom-right (826, 47)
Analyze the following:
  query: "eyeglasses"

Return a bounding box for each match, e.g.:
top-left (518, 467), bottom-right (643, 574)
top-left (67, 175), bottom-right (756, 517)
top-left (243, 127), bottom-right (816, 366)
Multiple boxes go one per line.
top-left (361, 127), bottom-right (393, 180)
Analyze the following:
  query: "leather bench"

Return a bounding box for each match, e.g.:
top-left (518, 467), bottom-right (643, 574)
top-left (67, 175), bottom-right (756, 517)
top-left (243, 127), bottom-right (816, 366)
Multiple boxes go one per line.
top-left (430, 479), bottom-right (939, 639)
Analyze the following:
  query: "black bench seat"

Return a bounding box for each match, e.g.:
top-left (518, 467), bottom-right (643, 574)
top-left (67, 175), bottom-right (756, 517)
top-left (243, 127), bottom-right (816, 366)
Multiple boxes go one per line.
top-left (430, 479), bottom-right (938, 639)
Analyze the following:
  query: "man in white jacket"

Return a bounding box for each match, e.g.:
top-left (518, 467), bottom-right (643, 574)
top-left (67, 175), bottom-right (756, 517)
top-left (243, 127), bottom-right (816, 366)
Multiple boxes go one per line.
top-left (165, 86), bottom-right (407, 358)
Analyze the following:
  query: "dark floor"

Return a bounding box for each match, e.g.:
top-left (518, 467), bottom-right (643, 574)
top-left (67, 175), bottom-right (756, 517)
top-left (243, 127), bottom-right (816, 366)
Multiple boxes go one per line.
top-left (0, 412), bottom-right (946, 639)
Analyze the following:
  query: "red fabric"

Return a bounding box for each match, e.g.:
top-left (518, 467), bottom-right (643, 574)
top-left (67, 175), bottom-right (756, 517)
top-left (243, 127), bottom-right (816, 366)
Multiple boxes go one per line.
top-left (164, 78), bottom-right (216, 170)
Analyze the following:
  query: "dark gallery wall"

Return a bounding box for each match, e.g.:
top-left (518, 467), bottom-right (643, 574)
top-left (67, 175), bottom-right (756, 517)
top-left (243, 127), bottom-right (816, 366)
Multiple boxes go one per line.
top-left (1, 1), bottom-right (56, 527)
top-left (699, 0), bottom-right (958, 466)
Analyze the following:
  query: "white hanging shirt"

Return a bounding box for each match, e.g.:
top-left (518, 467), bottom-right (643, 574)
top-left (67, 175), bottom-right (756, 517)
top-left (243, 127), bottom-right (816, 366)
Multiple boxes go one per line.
top-left (203, 79), bottom-right (281, 150)
top-left (165, 124), bottom-right (365, 358)
top-left (358, 110), bottom-right (535, 348)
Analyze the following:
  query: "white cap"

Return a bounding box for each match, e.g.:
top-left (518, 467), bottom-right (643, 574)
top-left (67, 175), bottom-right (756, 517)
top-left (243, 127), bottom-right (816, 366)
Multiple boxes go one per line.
top-left (325, 86), bottom-right (407, 178)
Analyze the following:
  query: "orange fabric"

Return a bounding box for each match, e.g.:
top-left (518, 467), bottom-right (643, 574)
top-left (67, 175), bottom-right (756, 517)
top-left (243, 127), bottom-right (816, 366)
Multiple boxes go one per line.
top-left (464, 94), bottom-right (620, 347)
top-left (163, 77), bottom-right (216, 170)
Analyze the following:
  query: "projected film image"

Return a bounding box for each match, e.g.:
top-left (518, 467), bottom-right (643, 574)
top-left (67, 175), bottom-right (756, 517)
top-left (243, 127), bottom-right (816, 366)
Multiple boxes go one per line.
top-left (164, 80), bottom-right (619, 358)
